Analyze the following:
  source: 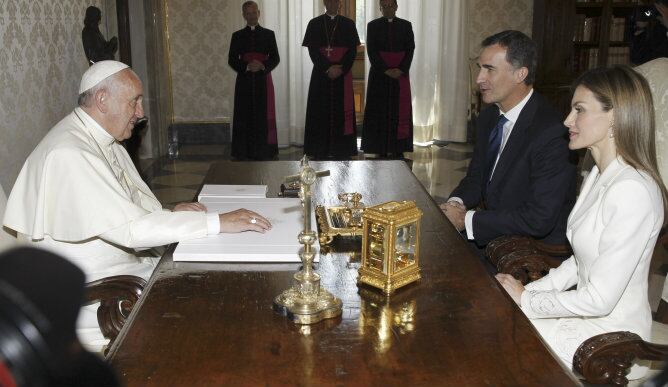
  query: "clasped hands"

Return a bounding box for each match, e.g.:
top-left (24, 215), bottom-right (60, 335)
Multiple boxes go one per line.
top-left (439, 201), bottom-right (466, 232)
top-left (247, 59), bottom-right (265, 73)
top-left (326, 65), bottom-right (343, 79)
top-left (173, 202), bottom-right (271, 233)
top-left (384, 68), bottom-right (403, 79)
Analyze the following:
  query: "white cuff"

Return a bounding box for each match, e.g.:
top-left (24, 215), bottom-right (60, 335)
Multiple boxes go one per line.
top-left (448, 197), bottom-right (464, 206)
top-left (206, 213), bottom-right (220, 235)
top-left (465, 210), bottom-right (475, 240)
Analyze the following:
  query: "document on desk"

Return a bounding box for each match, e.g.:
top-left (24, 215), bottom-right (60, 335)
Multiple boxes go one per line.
top-left (197, 184), bottom-right (268, 201)
top-left (174, 197), bottom-right (319, 263)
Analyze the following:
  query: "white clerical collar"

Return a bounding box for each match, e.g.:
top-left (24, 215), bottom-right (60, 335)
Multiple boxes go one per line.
top-left (248, 25), bottom-right (257, 30)
top-left (387, 18), bottom-right (394, 22)
top-left (75, 107), bottom-right (115, 146)
top-left (498, 88), bottom-right (533, 125)
top-left (326, 13), bottom-right (338, 19)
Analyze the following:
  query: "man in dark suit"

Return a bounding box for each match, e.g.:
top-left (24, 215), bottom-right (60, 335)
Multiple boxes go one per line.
top-left (442, 30), bottom-right (576, 250)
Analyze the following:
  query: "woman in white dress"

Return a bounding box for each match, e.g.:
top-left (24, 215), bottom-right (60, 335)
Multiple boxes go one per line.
top-left (496, 65), bottom-right (668, 379)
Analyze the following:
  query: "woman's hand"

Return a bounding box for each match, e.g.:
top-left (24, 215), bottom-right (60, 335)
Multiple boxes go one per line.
top-left (173, 202), bottom-right (207, 212)
top-left (495, 273), bottom-right (525, 305)
top-left (219, 208), bottom-right (272, 233)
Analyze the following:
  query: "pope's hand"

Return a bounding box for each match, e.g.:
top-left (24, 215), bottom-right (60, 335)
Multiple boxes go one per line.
top-left (173, 202), bottom-right (207, 212)
top-left (219, 208), bottom-right (272, 233)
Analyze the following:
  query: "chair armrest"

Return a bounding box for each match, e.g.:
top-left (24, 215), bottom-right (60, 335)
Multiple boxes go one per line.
top-left (573, 331), bottom-right (668, 386)
top-left (496, 249), bottom-right (562, 285)
top-left (486, 236), bottom-right (570, 284)
top-left (85, 275), bottom-right (146, 347)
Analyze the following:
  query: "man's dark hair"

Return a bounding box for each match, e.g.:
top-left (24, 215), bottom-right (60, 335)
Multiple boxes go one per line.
top-left (481, 30), bottom-right (537, 85)
top-left (242, 1), bottom-right (257, 12)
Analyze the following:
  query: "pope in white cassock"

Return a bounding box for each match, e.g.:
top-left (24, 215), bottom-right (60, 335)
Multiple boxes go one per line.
top-left (3, 61), bottom-right (272, 350)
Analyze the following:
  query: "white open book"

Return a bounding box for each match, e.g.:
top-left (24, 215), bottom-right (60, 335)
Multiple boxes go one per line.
top-left (174, 197), bottom-right (318, 263)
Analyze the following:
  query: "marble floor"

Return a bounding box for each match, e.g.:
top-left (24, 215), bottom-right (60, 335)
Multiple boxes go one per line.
top-left (140, 142), bottom-right (668, 386)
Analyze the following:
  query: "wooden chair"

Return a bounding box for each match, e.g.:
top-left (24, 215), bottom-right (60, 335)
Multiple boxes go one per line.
top-left (485, 235), bottom-right (570, 285)
top-left (0, 184), bottom-right (146, 354)
top-left (85, 275), bottom-right (147, 353)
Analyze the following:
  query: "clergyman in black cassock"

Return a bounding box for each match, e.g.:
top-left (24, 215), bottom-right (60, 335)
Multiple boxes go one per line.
top-left (302, 4), bottom-right (360, 159)
top-left (228, 2), bottom-right (280, 160)
top-left (362, 1), bottom-right (415, 157)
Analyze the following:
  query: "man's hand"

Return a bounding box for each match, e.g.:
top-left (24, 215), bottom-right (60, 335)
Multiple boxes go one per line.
top-left (219, 208), bottom-right (272, 233)
top-left (173, 202), bottom-right (207, 212)
top-left (495, 273), bottom-right (525, 305)
top-left (248, 60), bottom-right (265, 72)
top-left (327, 65), bottom-right (343, 79)
top-left (384, 68), bottom-right (403, 79)
top-left (439, 202), bottom-right (466, 232)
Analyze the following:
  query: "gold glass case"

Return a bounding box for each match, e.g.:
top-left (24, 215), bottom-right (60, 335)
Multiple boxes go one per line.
top-left (358, 201), bottom-right (422, 294)
top-left (315, 192), bottom-right (365, 244)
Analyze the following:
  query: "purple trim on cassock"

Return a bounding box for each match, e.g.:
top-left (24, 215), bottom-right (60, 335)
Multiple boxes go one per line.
top-left (380, 51), bottom-right (411, 140)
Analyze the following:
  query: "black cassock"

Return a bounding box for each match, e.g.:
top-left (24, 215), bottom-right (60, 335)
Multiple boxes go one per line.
top-left (228, 25), bottom-right (280, 160)
top-left (302, 15), bottom-right (360, 159)
top-left (362, 17), bottom-right (415, 155)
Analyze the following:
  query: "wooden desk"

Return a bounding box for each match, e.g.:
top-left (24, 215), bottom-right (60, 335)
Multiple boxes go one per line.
top-left (108, 161), bottom-right (580, 387)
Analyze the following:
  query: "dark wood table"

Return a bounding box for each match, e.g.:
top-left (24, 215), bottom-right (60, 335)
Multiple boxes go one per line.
top-left (108, 161), bottom-right (581, 387)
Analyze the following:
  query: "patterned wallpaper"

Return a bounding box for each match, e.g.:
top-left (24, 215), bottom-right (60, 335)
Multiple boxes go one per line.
top-left (468, 0), bottom-right (533, 59)
top-left (0, 0), bottom-right (110, 192)
top-left (166, 0), bottom-right (240, 123)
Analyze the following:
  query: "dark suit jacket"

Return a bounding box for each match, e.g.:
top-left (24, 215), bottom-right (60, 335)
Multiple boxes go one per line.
top-left (450, 91), bottom-right (576, 246)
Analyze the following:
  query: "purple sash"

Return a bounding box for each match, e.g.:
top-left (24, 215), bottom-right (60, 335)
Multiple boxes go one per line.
top-left (242, 52), bottom-right (277, 145)
top-left (380, 51), bottom-right (411, 140)
top-left (319, 46), bottom-right (354, 136)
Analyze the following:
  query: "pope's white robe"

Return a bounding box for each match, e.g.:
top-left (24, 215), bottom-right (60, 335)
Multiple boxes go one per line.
top-left (520, 158), bottom-right (664, 379)
top-left (3, 108), bottom-right (211, 351)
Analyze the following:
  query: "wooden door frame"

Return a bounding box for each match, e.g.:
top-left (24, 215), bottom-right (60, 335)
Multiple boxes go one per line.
top-left (116, 0), bottom-right (132, 66)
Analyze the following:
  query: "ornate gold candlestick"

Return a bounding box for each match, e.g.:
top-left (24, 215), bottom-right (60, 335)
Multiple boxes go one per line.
top-left (273, 157), bottom-right (343, 324)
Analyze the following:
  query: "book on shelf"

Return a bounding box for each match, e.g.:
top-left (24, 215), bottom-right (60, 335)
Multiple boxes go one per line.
top-left (607, 47), bottom-right (630, 66)
top-left (574, 16), bottom-right (600, 42)
top-left (573, 48), bottom-right (601, 73)
top-left (609, 17), bottom-right (627, 42)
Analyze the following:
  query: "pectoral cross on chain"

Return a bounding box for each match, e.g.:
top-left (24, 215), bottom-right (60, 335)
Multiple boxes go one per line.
top-left (324, 46), bottom-right (333, 58)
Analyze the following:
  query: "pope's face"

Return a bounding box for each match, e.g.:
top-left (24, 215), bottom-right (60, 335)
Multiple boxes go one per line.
top-left (324, 0), bottom-right (341, 14)
top-left (243, 3), bottom-right (260, 26)
top-left (105, 70), bottom-right (144, 141)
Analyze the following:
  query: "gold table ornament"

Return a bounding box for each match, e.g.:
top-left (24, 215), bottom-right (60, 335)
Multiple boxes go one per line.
top-left (315, 192), bottom-right (365, 245)
top-left (273, 157), bottom-right (343, 324)
top-left (358, 201), bottom-right (423, 294)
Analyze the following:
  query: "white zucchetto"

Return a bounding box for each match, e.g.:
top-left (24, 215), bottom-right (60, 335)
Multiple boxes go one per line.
top-left (79, 60), bottom-right (129, 93)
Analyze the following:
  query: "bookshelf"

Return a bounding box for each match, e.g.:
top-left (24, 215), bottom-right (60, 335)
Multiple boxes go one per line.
top-left (532, 0), bottom-right (639, 114)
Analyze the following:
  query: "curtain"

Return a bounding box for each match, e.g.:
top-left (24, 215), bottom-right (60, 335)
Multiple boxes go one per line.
top-left (259, 0), bottom-right (469, 146)
top-left (259, 0), bottom-right (322, 146)
top-left (365, 0), bottom-right (470, 144)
